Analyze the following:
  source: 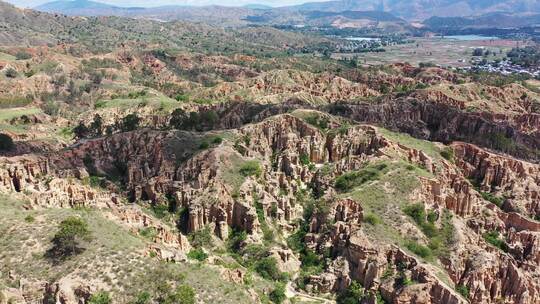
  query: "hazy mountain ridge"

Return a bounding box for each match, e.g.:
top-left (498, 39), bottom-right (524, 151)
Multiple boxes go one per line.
top-left (288, 0), bottom-right (540, 20)
top-left (31, 0), bottom-right (540, 28)
top-left (425, 12), bottom-right (540, 30)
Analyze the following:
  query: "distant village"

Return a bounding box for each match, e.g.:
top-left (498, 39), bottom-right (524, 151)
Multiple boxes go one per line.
top-left (462, 59), bottom-right (540, 78)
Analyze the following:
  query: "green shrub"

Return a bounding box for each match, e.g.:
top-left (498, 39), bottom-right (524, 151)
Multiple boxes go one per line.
top-left (87, 176), bottom-right (103, 188)
top-left (239, 160), bottom-right (262, 178)
top-left (403, 203), bottom-right (425, 223)
top-left (94, 100), bottom-right (107, 109)
top-left (456, 284), bottom-right (469, 298)
top-left (394, 271), bottom-right (415, 288)
top-left (440, 147), bottom-right (454, 162)
top-left (74, 123), bottom-right (90, 139)
top-left (0, 134), bottom-right (15, 151)
top-left (44, 100), bottom-right (60, 116)
top-left (47, 217), bottom-right (91, 260)
top-left (403, 203), bottom-right (438, 237)
top-left (269, 283), bottom-right (286, 304)
top-left (188, 226), bottom-right (213, 248)
top-left (24, 215), bottom-right (35, 223)
top-left (480, 192), bottom-right (504, 208)
top-left (199, 110), bottom-right (218, 129)
top-left (336, 123), bottom-right (350, 136)
top-left (212, 136), bottom-right (223, 144)
top-left (427, 210), bottom-right (438, 223)
top-left (0, 96), bottom-right (32, 108)
top-left (254, 256), bottom-right (287, 282)
top-left (4, 68), bottom-right (17, 78)
top-left (299, 153), bottom-right (311, 165)
top-left (15, 51), bottom-right (32, 60)
top-left (175, 94), bottom-right (189, 102)
top-left (337, 281), bottom-right (365, 304)
top-left (127, 90), bottom-right (147, 99)
top-left (363, 213), bottom-right (381, 225)
top-left (88, 292), bottom-right (111, 304)
top-left (304, 114), bottom-right (329, 130)
top-left (406, 241), bottom-right (432, 258)
top-left (131, 291), bottom-right (151, 304)
top-left (227, 229), bottom-right (247, 252)
top-left (139, 227), bottom-right (157, 239)
top-left (162, 285), bottom-right (195, 304)
top-left (199, 141), bottom-right (210, 149)
top-left (253, 196), bottom-right (274, 243)
top-left (300, 249), bottom-right (322, 269)
top-left (483, 231), bottom-right (509, 252)
top-left (335, 163), bottom-right (387, 192)
top-left (121, 113), bottom-right (140, 132)
top-left (187, 248), bottom-right (208, 261)
top-left (488, 132), bottom-right (516, 153)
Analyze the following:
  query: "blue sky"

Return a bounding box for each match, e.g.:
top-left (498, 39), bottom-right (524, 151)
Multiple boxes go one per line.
top-left (6, 0), bottom-right (328, 8)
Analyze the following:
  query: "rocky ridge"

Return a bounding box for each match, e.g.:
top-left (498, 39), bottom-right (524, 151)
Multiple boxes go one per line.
top-left (1, 111), bottom-right (539, 303)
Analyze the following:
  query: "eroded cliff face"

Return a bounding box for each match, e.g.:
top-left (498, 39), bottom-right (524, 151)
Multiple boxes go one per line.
top-left (330, 98), bottom-right (540, 162)
top-left (1, 111), bottom-right (539, 304)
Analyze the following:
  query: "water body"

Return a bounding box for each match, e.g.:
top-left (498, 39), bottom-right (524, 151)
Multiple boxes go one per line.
top-left (437, 35), bottom-right (500, 41)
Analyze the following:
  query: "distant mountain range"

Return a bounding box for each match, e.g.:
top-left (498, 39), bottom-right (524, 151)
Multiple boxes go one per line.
top-left (31, 0), bottom-right (540, 30)
top-left (287, 0), bottom-right (540, 20)
top-left (32, 0), bottom-right (540, 21)
top-left (425, 12), bottom-right (540, 31)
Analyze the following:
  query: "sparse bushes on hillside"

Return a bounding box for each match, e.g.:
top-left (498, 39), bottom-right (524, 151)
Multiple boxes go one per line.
top-left (337, 281), bottom-right (365, 304)
top-left (487, 132), bottom-right (516, 153)
top-left (335, 163), bottom-right (387, 192)
top-left (82, 58), bottom-right (121, 70)
top-left (0, 134), bottom-right (14, 152)
top-left (363, 213), bottom-right (381, 225)
top-left (73, 122), bottom-right (90, 139)
top-left (161, 285), bottom-right (196, 304)
top-left (440, 147), bottom-right (454, 162)
top-left (43, 100), bottom-right (60, 116)
top-left (175, 94), bottom-right (189, 102)
top-left (405, 240), bottom-right (432, 259)
top-left (187, 248), bottom-right (208, 261)
top-left (483, 231), bottom-right (509, 252)
top-left (15, 51), bottom-right (32, 60)
top-left (456, 284), bottom-right (470, 299)
top-left (121, 113), bottom-right (140, 132)
top-left (227, 240), bottom-right (288, 283)
top-left (269, 283), bottom-right (286, 304)
top-left (299, 153), bottom-right (310, 166)
top-left (239, 161), bottom-right (262, 178)
top-left (4, 68), bottom-right (17, 78)
top-left (480, 191), bottom-right (505, 208)
top-left (303, 113), bottom-right (329, 130)
top-left (88, 291), bottom-right (112, 304)
top-left (419, 62), bottom-right (436, 68)
top-left (169, 109), bottom-right (219, 131)
top-left (47, 216), bottom-right (91, 261)
top-left (169, 108), bottom-right (187, 129)
top-left (188, 226), bottom-right (213, 249)
top-left (0, 96), bottom-right (32, 108)
top-left (132, 292), bottom-right (151, 304)
top-left (227, 229), bottom-right (247, 252)
top-left (403, 204), bottom-right (456, 258)
top-left (254, 256), bottom-right (287, 282)
top-left (128, 89), bottom-right (148, 99)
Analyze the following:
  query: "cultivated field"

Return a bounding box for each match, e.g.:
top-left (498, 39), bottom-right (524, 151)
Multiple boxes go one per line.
top-left (335, 37), bottom-right (525, 67)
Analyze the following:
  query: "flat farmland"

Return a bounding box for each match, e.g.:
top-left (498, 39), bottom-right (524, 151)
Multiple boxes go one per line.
top-left (334, 37), bottom-right (525, 67)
